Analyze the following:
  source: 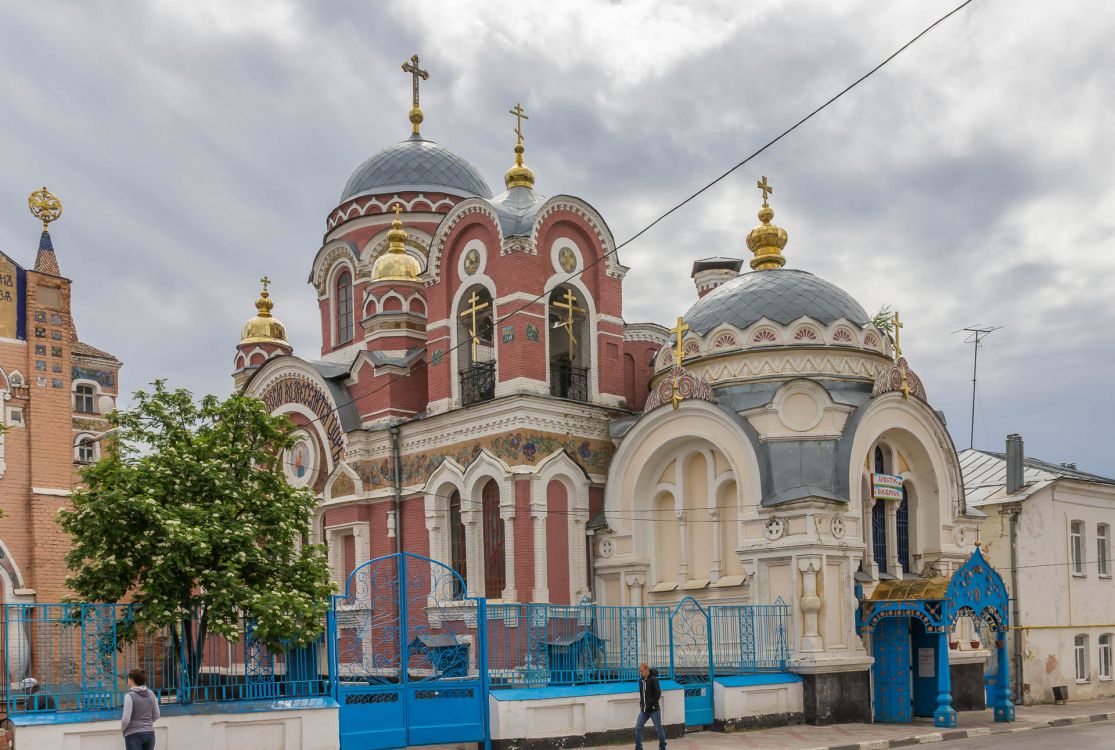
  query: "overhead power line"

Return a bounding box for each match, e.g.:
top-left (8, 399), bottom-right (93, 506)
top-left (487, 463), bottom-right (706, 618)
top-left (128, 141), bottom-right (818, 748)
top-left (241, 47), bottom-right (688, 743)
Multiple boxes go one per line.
top-left (255, 0), bottom-right (981, 442)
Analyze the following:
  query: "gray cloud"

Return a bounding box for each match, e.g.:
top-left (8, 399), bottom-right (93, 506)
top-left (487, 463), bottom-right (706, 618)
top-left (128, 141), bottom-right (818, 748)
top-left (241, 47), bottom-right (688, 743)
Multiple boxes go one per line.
top-left (1, 0), bottom-right (1112, 474)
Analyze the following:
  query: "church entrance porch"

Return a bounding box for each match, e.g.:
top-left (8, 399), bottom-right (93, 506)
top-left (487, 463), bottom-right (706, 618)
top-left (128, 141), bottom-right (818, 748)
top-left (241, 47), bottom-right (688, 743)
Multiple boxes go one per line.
top-left (858, 547), bottom-right (1015, 729)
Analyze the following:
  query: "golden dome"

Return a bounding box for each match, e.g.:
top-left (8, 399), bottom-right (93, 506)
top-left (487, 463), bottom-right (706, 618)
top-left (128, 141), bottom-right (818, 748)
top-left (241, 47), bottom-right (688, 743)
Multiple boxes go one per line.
top-left (504, 102), bottom-right (535, 190)
top-left (240, 277), bottom-right (288, 345)
top-left (746, 176), bottom-right (788, 271)
top-left (372, 205), bottom-right (423, 281)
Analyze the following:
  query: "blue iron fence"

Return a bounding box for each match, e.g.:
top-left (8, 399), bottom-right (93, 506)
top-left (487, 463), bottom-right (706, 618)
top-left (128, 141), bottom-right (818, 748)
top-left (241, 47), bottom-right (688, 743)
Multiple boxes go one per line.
top-left (2, 603), bottom-right (329, 715)
top-left (486, 599), bottom-right (789, 689)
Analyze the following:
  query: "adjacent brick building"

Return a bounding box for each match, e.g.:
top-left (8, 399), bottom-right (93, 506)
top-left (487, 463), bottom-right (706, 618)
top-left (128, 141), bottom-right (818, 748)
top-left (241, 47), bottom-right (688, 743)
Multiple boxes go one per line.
top-left (1, 189), bottom-right (122, 684)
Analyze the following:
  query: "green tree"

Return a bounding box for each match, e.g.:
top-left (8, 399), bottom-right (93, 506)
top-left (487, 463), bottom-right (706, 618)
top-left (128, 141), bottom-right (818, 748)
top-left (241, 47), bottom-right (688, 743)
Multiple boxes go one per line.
top-left (58, 381), bottom-right (333, 684)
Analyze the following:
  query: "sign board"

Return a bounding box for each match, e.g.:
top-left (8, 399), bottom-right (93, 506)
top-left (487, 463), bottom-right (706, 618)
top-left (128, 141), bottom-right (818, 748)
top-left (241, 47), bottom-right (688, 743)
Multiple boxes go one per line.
top-left (872, 472), bottom-right (904, 501)
top-left (918, 647), bottom-right (935, 678)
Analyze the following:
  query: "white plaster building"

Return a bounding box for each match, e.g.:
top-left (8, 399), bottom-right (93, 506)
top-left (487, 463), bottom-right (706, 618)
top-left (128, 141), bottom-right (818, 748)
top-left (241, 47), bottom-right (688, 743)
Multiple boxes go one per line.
top-left (962, 436), bottom-right (1115, 705)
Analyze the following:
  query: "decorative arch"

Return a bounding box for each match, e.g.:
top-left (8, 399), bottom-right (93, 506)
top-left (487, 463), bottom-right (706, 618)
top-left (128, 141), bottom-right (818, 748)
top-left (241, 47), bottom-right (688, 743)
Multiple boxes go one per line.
top-left (309, 240), bottom-right (360, 296)
top-left (533, 450), bottom-right (592, 603)
top-left (426, 199), bottom-right (503, 284)
top-left (532, 196), bottom-right (624, 279)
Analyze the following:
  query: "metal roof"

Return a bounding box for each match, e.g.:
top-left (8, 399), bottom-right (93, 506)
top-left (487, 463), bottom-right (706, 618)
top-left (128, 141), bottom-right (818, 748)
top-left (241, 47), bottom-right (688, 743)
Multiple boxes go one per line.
top-left (340, 135), bottom-right (492, 202)
top-left (959, 448), bottom-right (1115, 506)
top-left (487, 186), bottom-right (546, 237)
top-left (681, 268), bottom-right (870, 335)
top-left (868, 576), bottom-right (950, 602)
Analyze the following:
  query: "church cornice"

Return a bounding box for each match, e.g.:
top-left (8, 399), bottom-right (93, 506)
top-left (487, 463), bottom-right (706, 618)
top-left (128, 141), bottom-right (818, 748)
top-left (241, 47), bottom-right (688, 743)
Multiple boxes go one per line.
top-left (326, 193), bottom-right (458, 233)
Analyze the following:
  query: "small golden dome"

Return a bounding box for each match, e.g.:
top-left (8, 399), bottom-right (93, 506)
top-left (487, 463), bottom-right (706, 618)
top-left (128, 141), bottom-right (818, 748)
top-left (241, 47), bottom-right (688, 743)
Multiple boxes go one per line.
top-left (746, 177), bottom-right (788, 271)
top-left (372, 205), bottom-right (423, 281)
top-left (240, 277), bottom-right (288, 345)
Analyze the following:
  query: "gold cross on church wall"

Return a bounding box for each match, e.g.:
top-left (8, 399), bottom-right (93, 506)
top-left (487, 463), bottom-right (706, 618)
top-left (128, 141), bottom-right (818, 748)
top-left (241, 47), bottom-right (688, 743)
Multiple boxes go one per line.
top-left (459, 290), bottom-right (490, 363)
top-left (551, 288), bottom-right (585, 360)
top-left (757, 176), bottom-right (773, 206)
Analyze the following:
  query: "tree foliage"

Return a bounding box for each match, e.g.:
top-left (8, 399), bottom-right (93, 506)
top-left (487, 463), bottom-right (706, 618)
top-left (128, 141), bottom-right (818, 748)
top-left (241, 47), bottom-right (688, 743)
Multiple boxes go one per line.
top-left (58, 381), bottom-right (333, 660)
top-left (872, 304), bottom-right (896, 333)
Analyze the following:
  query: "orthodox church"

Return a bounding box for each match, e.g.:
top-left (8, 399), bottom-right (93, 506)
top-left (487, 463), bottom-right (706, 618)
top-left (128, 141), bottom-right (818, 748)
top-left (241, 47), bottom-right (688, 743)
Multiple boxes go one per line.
top-left (235, 58), bottom-right (995, 725)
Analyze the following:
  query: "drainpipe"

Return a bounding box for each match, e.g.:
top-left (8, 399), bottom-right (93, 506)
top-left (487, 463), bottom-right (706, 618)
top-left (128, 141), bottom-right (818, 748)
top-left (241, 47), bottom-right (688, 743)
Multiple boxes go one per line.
top-left (389, 420), bottom-right (403, 556)
top-left (1007, 506), bottom-right (1022, 701)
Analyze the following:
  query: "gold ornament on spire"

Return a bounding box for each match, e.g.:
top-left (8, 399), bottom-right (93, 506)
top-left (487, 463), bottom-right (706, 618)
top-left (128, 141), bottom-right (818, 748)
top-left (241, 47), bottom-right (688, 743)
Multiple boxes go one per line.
top-left (240, 275), bottom-right (288, 345)
top-left (401, 54), bottom-right (429, 135)
top-left (504, 102), bottom-right (535, 189)
top-left (28, 187), bottom-right (62, 230)
top-left (372, 204), bottom-right (423, 281)
top-left (745, 176), bottom-right (788, 271)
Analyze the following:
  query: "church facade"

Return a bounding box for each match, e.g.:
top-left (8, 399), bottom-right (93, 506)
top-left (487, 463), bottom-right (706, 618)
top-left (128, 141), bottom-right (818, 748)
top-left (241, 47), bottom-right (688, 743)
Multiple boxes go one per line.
top-left (237, 61), bottom-right (992, 725)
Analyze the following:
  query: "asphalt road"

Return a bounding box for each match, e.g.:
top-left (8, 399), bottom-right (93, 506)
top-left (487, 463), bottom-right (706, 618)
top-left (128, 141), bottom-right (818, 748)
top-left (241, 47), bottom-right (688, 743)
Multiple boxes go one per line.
top-left (933, 722), bottom-right (1115, 748)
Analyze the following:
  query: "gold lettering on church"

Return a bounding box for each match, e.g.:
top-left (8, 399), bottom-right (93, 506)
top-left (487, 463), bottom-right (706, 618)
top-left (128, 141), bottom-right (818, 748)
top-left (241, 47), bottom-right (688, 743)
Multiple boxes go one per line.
top-left (0, 257), bottom-right (19, 339)
top-left (260, 376), bottom-right (346, 465)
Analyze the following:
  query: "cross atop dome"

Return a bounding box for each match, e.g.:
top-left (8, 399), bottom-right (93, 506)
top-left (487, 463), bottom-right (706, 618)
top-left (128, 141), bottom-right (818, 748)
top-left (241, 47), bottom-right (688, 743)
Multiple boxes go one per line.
top-left (504, 101), bottom-right (535, 190)
top-left (401, 54), bottom-right (430, 136)
top-left (746, 175), bottom-right (788, 271)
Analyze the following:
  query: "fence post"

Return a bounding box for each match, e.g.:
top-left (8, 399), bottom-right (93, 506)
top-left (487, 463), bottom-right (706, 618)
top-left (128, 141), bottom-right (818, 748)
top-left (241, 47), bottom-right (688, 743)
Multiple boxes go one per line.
top-left (479, 596), bottom-right (491, 750)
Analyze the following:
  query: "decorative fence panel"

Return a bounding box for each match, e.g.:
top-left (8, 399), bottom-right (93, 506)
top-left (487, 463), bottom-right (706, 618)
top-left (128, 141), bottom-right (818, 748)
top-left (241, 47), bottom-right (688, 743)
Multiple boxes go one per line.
top-left (2, 603), bottom-right (328, 716)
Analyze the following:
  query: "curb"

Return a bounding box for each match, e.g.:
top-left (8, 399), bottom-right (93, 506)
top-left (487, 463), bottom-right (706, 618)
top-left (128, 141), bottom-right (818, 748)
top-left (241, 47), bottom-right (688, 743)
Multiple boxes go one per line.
top-left (814, 710), bottom-right (1115, 750)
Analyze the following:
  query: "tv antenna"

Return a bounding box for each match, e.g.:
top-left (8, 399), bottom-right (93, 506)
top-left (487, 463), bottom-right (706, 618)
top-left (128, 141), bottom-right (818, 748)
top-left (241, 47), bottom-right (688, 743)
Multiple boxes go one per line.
top-left (953, 324), bottom-right (1001, 449)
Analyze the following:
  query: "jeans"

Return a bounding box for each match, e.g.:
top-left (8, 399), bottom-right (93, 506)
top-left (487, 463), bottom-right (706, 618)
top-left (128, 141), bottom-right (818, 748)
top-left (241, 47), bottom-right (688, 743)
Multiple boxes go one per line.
top-left (635, 709), bottom-right (666, 750)
top-left (124, 731), bottom-right (155, 750)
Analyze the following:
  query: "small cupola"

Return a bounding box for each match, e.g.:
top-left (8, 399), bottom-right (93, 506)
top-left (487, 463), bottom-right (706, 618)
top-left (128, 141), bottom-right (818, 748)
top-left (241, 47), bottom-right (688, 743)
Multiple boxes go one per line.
top-left (371, 205), bottom-right (423, 282)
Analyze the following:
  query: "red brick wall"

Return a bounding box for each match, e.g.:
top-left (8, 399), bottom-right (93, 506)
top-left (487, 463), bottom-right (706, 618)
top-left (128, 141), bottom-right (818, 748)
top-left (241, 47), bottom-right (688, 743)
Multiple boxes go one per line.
top-left (513, 479), bottom-right (534, 597)
top-left (546, 480), bottom-right (570, 604)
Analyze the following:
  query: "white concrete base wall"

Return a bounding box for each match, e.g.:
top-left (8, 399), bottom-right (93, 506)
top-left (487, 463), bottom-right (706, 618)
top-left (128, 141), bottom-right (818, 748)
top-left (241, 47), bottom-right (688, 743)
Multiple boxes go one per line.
top-left (713, 680), bottom-right (803, 722)
top-left (490, 687), bottom-right (683, 741)
top-left (12, 707), bottom-right (339, 750)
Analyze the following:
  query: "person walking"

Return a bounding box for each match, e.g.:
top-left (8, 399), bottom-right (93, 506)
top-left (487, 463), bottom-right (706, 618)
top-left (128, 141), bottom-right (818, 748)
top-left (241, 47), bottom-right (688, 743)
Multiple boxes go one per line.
top-left (635, 662), bottom-right (666, 750)
top-left (120, 668), bottom-right (160, 750)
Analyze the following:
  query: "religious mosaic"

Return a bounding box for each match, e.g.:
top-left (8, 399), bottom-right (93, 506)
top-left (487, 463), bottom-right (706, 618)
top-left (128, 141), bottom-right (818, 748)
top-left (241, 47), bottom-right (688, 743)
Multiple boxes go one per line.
top-left (353, 429), bottom-right (614, 488)
top-left (72, 366), bottom-right (115, 387)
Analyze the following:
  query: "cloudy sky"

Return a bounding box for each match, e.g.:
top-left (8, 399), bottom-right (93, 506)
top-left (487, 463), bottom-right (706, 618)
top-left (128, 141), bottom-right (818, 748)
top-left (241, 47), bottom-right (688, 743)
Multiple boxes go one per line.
top-left (1, 1), bottom-right (1113, 474)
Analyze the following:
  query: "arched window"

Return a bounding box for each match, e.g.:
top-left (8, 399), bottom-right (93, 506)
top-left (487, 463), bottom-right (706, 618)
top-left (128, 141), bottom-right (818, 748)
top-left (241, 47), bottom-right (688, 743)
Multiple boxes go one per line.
top-left (458, 285), bottom-right (496, 406)
top-left (548, 285), bottom-right (590, 402)
top-left (336, 269), bottom-right (354, 344)
top-left (481, 480), bottom-right (505, 599)
top-left (872, 501), bottom-right (888, 575)
top-left (74, 384), bottom-right (96, 414)
top-left (449, 490), bottom-right (467, 596)
top-left (896, 484), bottom-right (911, 572)
top-left (74, 434), bottom-right (96, 464)
top-left (874, 446), bottom-right (887, 474)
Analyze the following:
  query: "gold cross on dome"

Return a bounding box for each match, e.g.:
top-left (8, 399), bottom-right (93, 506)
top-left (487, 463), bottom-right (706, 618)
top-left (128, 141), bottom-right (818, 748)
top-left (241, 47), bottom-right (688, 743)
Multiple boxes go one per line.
top-left (892, 310), bottom-right (904, 359)
top-left (401, 54), bottom-right (429, 109)
top-left (757, 176), bottom-right (773, 207)
top-left (392, 203), bottom-right (403, 219)
top-left (551, 288), bottom-right (585, 360)
top-left (260, 276), bottom-right (271, 293)
top-left (459, 290), bottom-right (490, 362)
top-left (670, 316), bottom-right (689, 367)
top-left (510, 103), bottom-right (528, 145)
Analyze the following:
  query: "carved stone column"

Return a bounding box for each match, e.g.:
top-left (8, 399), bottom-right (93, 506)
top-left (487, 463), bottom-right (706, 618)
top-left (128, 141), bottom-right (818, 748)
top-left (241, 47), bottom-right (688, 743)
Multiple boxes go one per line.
top-left (885, 501), bottom-right (901, 576)
top-left (863, 497), bottom-right (878, 576)
top-left (626, 574), bottom-right (646, 607)
top-left (532, 503), bottom-right (549, 603)
top-left (677, 509), bottom-right (689, 586)
top-left (463, 513), bottom-right (482, 599)
top-left (501, 502), bottom-right (517, 602)
top-left (798, 556), bottom-right (824, 652)
top-left (709, 507), bottom-right (722, 584)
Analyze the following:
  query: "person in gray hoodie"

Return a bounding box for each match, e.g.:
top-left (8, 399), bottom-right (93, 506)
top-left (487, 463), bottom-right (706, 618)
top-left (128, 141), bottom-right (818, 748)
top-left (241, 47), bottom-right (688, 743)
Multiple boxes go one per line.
top-left (120, 668), bottom-right (160, 750)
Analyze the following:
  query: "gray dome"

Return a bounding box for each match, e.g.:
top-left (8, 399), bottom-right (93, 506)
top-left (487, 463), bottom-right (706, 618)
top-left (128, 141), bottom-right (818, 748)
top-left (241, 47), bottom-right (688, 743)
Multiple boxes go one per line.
top-left (340, 134), bottom-right (492, 202)
top-left (683, 269), bottom-right (870, 335)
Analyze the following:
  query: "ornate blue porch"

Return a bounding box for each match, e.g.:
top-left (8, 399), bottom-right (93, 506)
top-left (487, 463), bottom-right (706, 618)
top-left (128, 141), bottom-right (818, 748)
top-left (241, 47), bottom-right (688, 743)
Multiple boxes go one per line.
top-left (857, 547), bottom-right (1015, 728)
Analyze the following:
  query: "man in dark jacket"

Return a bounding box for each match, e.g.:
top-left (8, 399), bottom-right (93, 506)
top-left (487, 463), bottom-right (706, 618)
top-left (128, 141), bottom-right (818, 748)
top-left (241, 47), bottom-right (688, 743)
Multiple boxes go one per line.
top-left (635, 663), bottom-right (666, 750)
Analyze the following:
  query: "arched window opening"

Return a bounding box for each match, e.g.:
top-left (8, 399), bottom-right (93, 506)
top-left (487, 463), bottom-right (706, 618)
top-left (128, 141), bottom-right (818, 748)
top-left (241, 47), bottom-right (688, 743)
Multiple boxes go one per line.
top-left (74, 383), bottom-right (96, 414)
top-left (74, 434), bottom-right (96, 464)
top-left (548, 285), bottom-right (589, 402)
top-left (872, 501), bottom-right (888, 575)
top-left (874, 445), bottom-right (887, 474)
top-left (449, 490), bottom-right (467, 597)
top-left (896, 485), bottom-right (911, 573)
top-left (458, 285), bottom-right (495, 406)
top-left (336, 269), bottom-right (354, 345)
top-left (481, 480), bottom-right (505, 599)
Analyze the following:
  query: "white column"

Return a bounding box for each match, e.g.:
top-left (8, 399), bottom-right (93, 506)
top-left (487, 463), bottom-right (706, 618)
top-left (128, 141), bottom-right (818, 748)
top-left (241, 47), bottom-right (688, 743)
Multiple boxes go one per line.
top-left (885, 501), bottom-right (901, 576)
top-left (501, 504), bottom-right (517, 602)
top-left (532, 503), bottom-right (550, 603)
top-left (626, 574), bottom-right (646, 607)
top-left (568, 485), bottom-right (591, 601)
top-left (863, 497), bottom-right (877, 575)
top-left (799, 556), bottom-right (824, 652)
top-left (677, 510), bottom-right (689, 586)
top-left (709, 508), bottom-right (722, 584)
top-left (464, 514), bottom-right (482, 599)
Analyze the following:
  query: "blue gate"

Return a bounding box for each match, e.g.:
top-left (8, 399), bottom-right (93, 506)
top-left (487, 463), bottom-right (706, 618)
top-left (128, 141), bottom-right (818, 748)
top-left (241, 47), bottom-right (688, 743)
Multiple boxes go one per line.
top-left (872, 617), bottom-right (912, 722)
top-left (328, 552), bottom-right (489, 750)
top-left (669, 597), bottom-right (714, 728)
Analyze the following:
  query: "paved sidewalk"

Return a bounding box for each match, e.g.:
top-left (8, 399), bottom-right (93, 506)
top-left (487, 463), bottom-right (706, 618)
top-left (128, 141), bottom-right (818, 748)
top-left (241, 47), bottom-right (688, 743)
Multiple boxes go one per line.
top-left (576, 698), bottom-right (1115, 750)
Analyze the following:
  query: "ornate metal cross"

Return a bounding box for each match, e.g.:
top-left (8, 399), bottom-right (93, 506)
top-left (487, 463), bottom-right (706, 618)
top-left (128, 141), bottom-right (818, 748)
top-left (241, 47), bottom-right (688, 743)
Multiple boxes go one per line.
top-left (260, 276), bottom-right (271, 293)
top-left (670, 316), bottom-right (689, 368)
top-left (459, 290), bottom-right (490, 363)
top-left (757, 176), bottom-right (773, 206)
top-left (892, 310), bottom-right (903, 358)
top-left (551, 288), bottom-right (585, 360)
top-left (401, 54), bottom-right (429, 109)
top-left (509, 102), bottom-right (528, 145)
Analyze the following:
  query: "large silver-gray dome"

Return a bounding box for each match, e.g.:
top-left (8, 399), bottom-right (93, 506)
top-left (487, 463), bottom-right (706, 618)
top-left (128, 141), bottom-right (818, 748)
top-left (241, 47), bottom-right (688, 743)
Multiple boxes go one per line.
top-left (683, 269), bottom-right (870, 334)
top-left (340, 134), bottom-right (492, 202)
